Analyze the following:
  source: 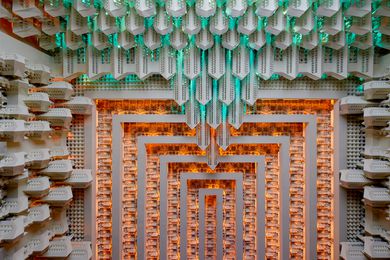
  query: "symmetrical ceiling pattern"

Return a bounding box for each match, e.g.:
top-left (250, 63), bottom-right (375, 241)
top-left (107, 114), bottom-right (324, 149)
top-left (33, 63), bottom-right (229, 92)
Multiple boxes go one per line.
top-left (0, 0), bottom-right (390, 131)
top-left (94, 99), bottom-right (335, 260)
top-left (1, 0), bottom-right (389, 129)
top-left (1, 1), bottom-right (389, 260)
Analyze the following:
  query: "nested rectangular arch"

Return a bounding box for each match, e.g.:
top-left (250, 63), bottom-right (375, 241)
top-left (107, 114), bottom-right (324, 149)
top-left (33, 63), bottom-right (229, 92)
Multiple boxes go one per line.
top-left (121, 135), bottom-right (274, 260)
top-left (83, 98), bottom-right (344, 260)
top-left (159, 155), bottom-right (265, 260)
top-left (198, 188), bottom-right (224, 260)
top-left (181, 174), bottom-right (242, 260)
top-left (110, 114), bottom-right (318, 260)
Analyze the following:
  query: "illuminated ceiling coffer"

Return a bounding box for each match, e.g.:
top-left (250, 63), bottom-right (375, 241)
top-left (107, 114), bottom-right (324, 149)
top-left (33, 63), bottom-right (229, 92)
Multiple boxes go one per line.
top-left (93, 99), bottom-right (335, 259)
top-left (0, 0), bottom-right (390, 259)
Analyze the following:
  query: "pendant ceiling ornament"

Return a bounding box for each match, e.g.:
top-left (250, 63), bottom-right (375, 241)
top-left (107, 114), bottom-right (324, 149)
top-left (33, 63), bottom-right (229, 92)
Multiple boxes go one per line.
top-left (1, 0), bottom-right (389, 131)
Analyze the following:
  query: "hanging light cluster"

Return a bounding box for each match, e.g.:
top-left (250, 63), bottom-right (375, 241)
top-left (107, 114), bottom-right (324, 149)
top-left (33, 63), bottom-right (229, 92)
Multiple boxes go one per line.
top-left (2, 0), bottom-right (389, 129)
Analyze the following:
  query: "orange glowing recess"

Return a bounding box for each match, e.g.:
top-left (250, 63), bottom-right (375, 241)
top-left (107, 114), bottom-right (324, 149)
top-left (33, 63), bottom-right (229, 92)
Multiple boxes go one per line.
top-left (95, 99), bottom-right (334, 260)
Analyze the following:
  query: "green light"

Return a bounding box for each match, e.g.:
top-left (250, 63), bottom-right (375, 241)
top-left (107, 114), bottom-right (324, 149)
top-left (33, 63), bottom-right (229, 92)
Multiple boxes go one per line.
top-left (347, 32), bottom-right (356, 45)
top-left (55, 32), bottom-right (65, 48)
top-left (124, 75), bottom-right (142, 83)
top-left (177, 49), bottom-right (184, 69)
top-left (162, 34), bottom-right (170, 46)
top-left (266, 33), bottom-right (273, 45)
top-left (227, 49), bottom-right (232, 67)
top-left (222, 103), bottom-right (228, 122)
top-left (69, 0), bottom-right (389, 86)
top-left (249, 49), bottom-right (255, 71)
top-left (372, 16), bottom-right (382, 47)
top-left (88, 16), bottom-right (97, 31)
top-left (181, 104), bottom-right (186, 114)
top-left (320, 32), bottom-right (329, 44)
top-left (217, 0), bottom-right (226, 8)
top-left (200, 104), bottom-right (206, 120)
top-left (228, 17), bottom-right (236, 30)
top-left (235, 77), bottom-right (240, 99)
top-left (201, 18), bottom-right (209, 29)
top-left (263, 17), bottom-right (268, 28)
top-left (213, 79), bottom-right (218, 98)
top-left (85, 33), bottom-right (92, 46)
top-left (287, 16), bottom-right (296, 33)
top-left (173, 17), bottom-right (182, 28)
top-left (374, 32), bottom-right (383, 48)
top-left (116, 17), bottom-right (125, 31)
top-left (81, 0), bottom-right (91, 6)
top-left (201, 50), bottom-right (206, 66)
top-left (95, 0), bottom-right (103, 7)
top-left (190, 79), bottom-right (196, 92)
top-left (145, 17), bottom-right (154, 29)
top-left (135, 35), bottom-right (144, 46)
top-left (63, 0), bottom-right (72, 8)
top-left (257, 18), bottom-right (263, 30)
top-left (214, 35), bottom-right (221, 44)
top-left (312, 0), bottom-right (319, 12)
top-left (293, 33), bottom-right (302, 45)
top-left (313, 15), bottom-right (319, 32)
top-left (372, 1), bottom-right (380, 14)
top-left (240, 35), bottom-right (249, 47)
top-left (186, 0), bottom-right (196, 7)
top-left (150, 49), bottom-right (160, 62)
top-left (356, 84), bottom-right (364, 93)
top-left (344, 16), bottom-right (352, 31)
top-left (109, 33), bottom-right (118, 47)
top-left (156, 0), bottom-right (165, 6)
top-left (189, 35), bottom-right (196, 45)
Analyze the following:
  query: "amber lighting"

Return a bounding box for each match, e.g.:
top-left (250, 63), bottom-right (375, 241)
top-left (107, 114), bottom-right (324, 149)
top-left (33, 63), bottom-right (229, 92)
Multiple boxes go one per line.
top-left (95, 99), bottom-right (334, 259)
